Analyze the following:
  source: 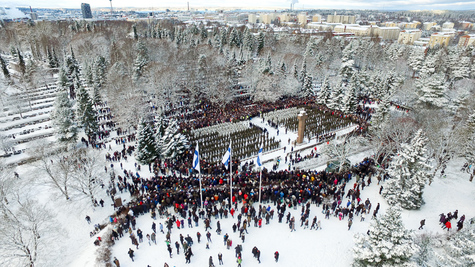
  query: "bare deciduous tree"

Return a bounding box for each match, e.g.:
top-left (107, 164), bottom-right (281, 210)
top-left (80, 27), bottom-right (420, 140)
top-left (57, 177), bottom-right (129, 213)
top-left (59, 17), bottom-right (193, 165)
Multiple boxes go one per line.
top-left (70, 148), bottom-right (105, 206)
top-left (0, 197), bottom-right (54, 267)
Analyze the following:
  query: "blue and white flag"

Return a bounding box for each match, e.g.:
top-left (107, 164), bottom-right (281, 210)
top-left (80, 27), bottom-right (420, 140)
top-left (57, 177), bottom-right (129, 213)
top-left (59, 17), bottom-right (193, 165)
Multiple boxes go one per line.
top-left (222, 142), bottom-right (231, 169)
top-left (257, 146), bottom-right (263, 167)
top-left (193, 143), bottom-right (200, 172)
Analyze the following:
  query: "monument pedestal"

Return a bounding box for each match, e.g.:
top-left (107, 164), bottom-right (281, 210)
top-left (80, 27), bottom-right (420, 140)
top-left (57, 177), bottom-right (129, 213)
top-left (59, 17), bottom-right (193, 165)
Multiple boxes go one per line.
top-left (297, 110), bottom-right (308, 144)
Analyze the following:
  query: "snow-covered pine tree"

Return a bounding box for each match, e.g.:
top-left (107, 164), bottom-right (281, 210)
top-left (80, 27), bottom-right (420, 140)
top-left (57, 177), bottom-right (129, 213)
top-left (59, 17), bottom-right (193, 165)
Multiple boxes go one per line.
top-left (154, 118), bottom-right (168, 159)
top-left (370, 96), bottom-right (391, 133)
top-left (136, 118), bottom-right (157, 165)
top-left (416, 73), bottom-right (448, 108)
top-left (419, 54), bottom-right (437, 77)
top-left (51, 48), bottom-right (59, 68)
top-left (341, 79), bottom-right (358, 114)
top-left (382, 129), bottom-right (432, 209)
top-left (229, 27), bottom-right (240, 47)
top-left (93, 56), bottom-right (107, 88)
top-left (261, 53), bottom-right (273, 75)
top-left (85, 64), bottom-right (94, 86)
top-left (51, 91), bottom-right (77, 144)
top-left (133, 41), bottom-right (149, 80)
top-left (353, 206), bottom-right (418, 267)
top-left (299, 58), bottom-right (307, 84)
top-left (47, 47), bottom-right (55, 68)
top-left (243, 28), bottom-right (255, 52)
top-left (316, 78), bottom-right (331, 105)
top-left (327, 82), bottom-right (345, 111)
top-left (161, 119), bottom-right (189, 160)
top-left (17, 49), bottom-right (26, 76)
top-left (76, 85), bottom-right (98, 137)
top-left (92, 86), bottom-right (102, 106)
top-left (200, 24), bottom-right (208, 40)
top-left (301, 72), bottom-right (313, 97)
top-left (339, 59), bottom-right (355, 82)
top-left (408, 48), bottom-right (425, 78)
top-left (257, 32), bottom-right (265, 55)
top-left (293, 63), bottom-right (298, 80)
top-left (58, 67), bottom-right (70, 91)
top-left (220, 27), bottom-right (228, 47)
top-left (463, 113), bottom-right (475, 182)
top-left (451, 56), bottom-right (470, 81)
top-left (280, 61), bottom-right (287, 76)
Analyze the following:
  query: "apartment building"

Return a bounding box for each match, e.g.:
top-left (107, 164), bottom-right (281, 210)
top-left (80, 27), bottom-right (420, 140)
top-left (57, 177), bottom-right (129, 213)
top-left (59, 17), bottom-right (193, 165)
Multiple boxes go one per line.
top-left (398, 29), bottom-right (422, 45)
top-left (458, 34), bottom-right (475, 47)
top-left (248, 14), bottom-right (257, 23)
top-left (312, 14), bottom-right (321, 22)
top-left (429, 32), bottom-right (454, 48)
top-left (327, 14), bottom-right (356, 24)
top-left (375, 27), bottom-right (400, 40)
top-left (260, 13), bottom-right (277, 24)
top-left (297, 13), bottom-right (308, 25)
top-left (333, 25), bottom-right (375, 37)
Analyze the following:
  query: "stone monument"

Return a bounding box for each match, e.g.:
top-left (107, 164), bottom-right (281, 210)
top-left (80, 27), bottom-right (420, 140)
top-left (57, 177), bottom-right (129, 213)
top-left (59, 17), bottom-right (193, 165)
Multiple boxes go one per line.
top-left (297, 110), bottom-right (308, 144)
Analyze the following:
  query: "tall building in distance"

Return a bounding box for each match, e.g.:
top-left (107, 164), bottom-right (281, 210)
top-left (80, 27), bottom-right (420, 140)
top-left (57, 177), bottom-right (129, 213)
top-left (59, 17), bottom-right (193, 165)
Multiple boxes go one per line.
top-left (81, 3), bottom-right (92, 19)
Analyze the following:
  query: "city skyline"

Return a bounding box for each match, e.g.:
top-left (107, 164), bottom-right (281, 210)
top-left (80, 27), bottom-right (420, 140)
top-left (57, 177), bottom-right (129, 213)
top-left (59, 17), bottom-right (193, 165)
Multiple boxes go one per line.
top-left (2, 0), bottom-right (475, 11)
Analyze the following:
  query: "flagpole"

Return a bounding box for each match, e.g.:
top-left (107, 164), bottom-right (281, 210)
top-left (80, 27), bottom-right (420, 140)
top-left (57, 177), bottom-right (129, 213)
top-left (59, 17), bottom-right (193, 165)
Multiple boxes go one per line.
top-left (230, 140), bottom-right (232, 207)
top-left (199, 168), bottom-right (203, 209)
top-left (259, 167), bottom-right (262, 204)
top-left (257, 145), bottom-right (263, 204)
top-left (194, 142), bottom-right (203, 209)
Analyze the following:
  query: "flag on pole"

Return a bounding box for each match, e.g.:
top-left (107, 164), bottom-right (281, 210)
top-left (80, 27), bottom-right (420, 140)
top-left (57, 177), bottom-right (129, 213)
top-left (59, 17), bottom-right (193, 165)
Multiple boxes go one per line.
top-left (192, 143), bottom-right (200, 172)
top-left (257, 146), bottom-right (263, 167)
top-left (222, 142), bottom-right (231, 169)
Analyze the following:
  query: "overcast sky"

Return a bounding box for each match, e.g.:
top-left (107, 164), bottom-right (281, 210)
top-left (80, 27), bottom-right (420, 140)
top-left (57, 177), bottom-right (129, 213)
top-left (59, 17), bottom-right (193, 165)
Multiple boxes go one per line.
top-left (2, 0), bottom-right (475, 10)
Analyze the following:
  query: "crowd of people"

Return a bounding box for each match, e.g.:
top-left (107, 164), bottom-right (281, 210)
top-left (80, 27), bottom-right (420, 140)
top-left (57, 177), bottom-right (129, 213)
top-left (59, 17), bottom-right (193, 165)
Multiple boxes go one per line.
top-left (99, 153), bottom-right (382, 266)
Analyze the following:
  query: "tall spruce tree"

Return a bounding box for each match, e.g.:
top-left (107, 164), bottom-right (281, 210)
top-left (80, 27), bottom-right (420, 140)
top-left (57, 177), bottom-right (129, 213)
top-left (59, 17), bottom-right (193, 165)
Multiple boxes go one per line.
top-left (463, 113), bottom-right (475, 182)
top-left (341, 81), bottom-right (358, 114)
top-left (136, 118), bottom-right (157, 165)
top-left (51, 91), bottom-right (77, 143)
top-left (76, 85), bottom-right (98, 137)
top-left (155, 118), bottom-right (168, 158)
top-left (382, 129), bottom-right (431, 209)
top-left (257, 32), bottom-right (265, 55)
top-left (370, 96), bottom-right (391, 133)
top-left (161, 119), bottom-right (189, 160)
top-left (317, 78), bottom-right (331, 105)
top-left (17, 49), bottom-right (26, 76)
top-left (353, 206), bottom-right (418, 266)
top-left (416, 73), bottom-right (448, 108)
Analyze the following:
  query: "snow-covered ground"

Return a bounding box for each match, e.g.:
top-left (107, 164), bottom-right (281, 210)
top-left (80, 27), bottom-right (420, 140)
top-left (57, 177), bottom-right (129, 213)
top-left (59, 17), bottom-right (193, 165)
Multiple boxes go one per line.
top-left (64, 118), bottom-right (474, 267)
top-left (4, 100), bottom-right (473, 267)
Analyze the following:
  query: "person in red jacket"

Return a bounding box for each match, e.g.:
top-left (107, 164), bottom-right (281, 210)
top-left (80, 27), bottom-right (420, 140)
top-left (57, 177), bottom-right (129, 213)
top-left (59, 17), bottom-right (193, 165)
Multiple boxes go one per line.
top-left (445, 221), bottom-right (452, 231)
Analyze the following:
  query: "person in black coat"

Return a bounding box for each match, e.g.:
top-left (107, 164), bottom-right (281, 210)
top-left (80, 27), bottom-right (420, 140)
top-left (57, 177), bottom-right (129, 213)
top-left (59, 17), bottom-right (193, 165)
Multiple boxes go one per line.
top-left (419, 219), bottom-right (425, 230)
top-left (128, 248), bottom-right (134, 261)
top-left (209, 256), bottom-right (215, 267)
